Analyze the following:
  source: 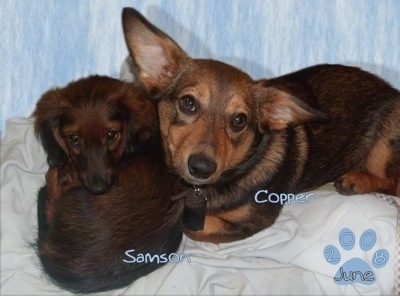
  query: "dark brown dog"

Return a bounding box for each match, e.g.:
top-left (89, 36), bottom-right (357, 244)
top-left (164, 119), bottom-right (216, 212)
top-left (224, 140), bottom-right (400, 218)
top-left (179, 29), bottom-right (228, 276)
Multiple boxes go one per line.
top-left (33, 75), bottom-right (155, 194)
top-left (36, 77), bottom-right (185, 293)
top-left (122, 8), bottom-right (400, 244)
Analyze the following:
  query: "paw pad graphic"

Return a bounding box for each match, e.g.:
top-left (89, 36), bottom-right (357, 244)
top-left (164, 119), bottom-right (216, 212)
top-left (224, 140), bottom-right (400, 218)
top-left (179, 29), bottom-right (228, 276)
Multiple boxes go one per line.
top-left (323, 228), bottom-right (389, 285)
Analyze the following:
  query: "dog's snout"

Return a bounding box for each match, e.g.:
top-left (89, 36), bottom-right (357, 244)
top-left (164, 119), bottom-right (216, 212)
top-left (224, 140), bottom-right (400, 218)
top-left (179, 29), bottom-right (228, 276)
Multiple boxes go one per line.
top-left (82, 174), bottom-right (113, 195)
top-left (86, 179), bottom-right (109, 195)
top-left (188, 153), bottom-right (217, 180)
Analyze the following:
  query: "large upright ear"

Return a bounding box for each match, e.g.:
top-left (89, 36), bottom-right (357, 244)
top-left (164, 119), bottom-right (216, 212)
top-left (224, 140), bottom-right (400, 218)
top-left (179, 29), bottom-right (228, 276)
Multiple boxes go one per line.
top-left (122, 8), bottom-right (189, 97)
top-left (256, 87), bottom-right (329, 132)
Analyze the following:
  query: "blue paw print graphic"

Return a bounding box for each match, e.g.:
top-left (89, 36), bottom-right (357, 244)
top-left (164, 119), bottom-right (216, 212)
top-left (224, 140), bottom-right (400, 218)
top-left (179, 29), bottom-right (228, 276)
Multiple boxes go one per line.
top-left (323, 228), bottom-right (389, 285)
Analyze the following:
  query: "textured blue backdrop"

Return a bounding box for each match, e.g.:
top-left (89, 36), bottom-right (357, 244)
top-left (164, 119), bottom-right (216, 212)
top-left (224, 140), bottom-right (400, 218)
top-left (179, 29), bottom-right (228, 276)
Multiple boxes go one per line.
top-left (1, 0), bottom-right (399, 135)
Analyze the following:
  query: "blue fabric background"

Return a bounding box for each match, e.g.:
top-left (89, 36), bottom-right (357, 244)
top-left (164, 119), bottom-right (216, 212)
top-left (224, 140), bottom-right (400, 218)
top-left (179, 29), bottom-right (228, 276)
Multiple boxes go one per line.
top-left (1, 0), bottom-right (399, 135)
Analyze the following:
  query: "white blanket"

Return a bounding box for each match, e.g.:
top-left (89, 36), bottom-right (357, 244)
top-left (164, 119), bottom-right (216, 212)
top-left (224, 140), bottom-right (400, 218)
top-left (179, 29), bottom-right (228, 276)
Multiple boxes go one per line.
top-left (1, 117), bottom-right (398, 295)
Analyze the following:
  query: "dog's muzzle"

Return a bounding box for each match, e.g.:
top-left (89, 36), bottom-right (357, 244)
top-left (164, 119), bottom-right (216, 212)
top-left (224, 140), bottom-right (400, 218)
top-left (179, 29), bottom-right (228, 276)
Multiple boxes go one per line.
top-left (82, 173), bottom-right (113, 195)
top-left (188, 153), bottom-right (217, 180)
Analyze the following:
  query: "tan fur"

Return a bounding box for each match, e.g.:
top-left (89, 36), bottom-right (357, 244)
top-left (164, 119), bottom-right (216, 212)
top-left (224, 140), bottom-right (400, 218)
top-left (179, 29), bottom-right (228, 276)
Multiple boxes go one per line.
top-left (365, 137), bottom-right (392, 179)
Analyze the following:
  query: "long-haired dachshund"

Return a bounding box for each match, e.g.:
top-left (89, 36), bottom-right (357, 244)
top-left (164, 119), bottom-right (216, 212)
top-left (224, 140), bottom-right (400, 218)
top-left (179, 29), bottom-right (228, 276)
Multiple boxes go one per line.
top-left (122, 8), bottom-right (400, 244)
top-left (35, 76), bottom-right (185, 293)
top-left (33, 75), bottom-right (155, 194)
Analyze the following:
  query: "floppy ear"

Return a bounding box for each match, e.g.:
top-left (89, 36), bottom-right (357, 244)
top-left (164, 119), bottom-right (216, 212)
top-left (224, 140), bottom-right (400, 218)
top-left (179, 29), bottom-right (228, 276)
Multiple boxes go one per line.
top-left (257, 87), bottom-right (329, 132)
top-left (33, 89), bottom-right (69, 167)
top-left (122, 8), bottom-right (189, 97)
top-left (117, 87), bottom-right (158, 157)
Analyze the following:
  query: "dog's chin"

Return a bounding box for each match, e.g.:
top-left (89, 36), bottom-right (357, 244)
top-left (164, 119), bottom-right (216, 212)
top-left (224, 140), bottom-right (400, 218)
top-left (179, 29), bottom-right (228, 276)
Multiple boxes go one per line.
top-left (172, 163), bottom-right (221, 186)
top-left (181, 174), bottom-right (219, 187)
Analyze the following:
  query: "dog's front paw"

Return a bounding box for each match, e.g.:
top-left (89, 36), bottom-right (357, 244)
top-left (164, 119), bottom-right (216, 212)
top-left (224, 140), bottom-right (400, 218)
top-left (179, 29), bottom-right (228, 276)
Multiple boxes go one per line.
top-left (334, 171), bottom-right (391, 195)
top-left (334, 172), bottom-right (365, 195)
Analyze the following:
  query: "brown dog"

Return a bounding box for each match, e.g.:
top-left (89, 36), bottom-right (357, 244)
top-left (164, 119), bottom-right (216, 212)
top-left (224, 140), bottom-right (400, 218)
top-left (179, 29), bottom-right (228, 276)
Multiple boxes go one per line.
top-left (36, 76), bottom-right (185, 293)
top-left (33, 75), bottom-right (155, 194)
top-left (122, 8), bottom-right (400, 244)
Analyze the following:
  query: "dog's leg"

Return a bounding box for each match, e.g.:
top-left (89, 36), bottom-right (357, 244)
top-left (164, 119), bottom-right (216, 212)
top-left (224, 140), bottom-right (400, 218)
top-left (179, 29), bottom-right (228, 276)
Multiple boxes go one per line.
top-left (45, 165), bottom-right (78, 221)
top-left (183, 204), bottom-right (273, 244)
top-left (44, 168), bottom-right (64, 222)
top-left (183, 215), bottom-right (254, 244)
top-left (184, 215), bottom-right (229, 243)
top-left (46, 168), bottom-right (62, 200)
top-left (334, 171), bottom-right (395, 196)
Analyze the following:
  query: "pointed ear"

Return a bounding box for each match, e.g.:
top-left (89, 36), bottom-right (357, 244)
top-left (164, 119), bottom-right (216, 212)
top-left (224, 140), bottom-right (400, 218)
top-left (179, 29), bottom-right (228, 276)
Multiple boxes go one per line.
top-left (257, 87), bottom-right (329, 132)
top-left (122, 8), bottom-right (189, 97)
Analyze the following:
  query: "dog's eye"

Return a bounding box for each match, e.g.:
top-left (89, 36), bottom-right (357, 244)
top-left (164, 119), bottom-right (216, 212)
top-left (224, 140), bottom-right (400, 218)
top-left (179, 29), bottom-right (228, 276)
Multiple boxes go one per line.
top-left (106, 131), bottom-right (119, 143)
top-left (67, 134), bottom-right (81, 146)
top-left (178, 95), bottom-right (197, 114)
top-left (231, 113), bottom-right (247, 131)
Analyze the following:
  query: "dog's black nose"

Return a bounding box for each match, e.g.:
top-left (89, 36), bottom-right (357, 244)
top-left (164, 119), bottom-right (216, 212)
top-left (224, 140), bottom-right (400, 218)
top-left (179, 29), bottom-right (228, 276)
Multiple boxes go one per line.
top-left (85, 177), bottom-right (110, 195)
top-left (188, 153), bottom-right (217, 179)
